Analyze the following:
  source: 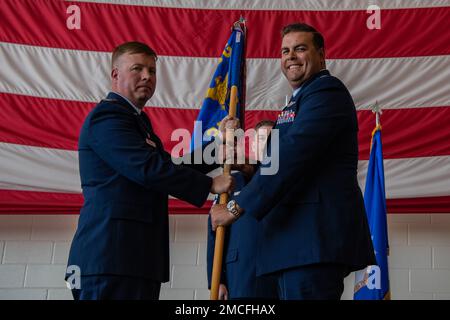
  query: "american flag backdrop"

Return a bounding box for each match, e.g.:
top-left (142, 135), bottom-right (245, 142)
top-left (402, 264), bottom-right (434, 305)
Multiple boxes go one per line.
top-left (0, 0), bottom-right (449, 214)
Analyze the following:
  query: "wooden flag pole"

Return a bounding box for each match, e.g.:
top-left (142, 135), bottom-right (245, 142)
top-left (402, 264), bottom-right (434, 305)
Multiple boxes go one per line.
top-left (210, 86), bottom-right (238, 300)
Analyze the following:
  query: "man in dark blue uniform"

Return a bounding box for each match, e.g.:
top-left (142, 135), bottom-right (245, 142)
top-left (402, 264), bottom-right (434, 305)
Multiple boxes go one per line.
top-left (207, 120), bottom-right (277, 300)
top-left (211, 23), bottom-right (376, 300)
top-left (67, 42), bottom-right (234, 300)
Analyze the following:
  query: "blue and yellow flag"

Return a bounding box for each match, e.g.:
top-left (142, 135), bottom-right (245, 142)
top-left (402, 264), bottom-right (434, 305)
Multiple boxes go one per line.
top-left (354, 125), bottom-right (390, 300)
top-left (191, 23), bottom-right (245, 150)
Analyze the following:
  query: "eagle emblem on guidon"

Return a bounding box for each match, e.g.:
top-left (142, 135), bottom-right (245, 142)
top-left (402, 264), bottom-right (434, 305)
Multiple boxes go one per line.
top-left (205, 73), bottom-right (229, 110)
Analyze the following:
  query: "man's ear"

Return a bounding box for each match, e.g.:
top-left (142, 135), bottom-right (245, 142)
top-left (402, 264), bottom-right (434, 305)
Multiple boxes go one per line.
top-left (111, 67), bottom-right (118, 82)
top-left (319, 47), bottom-right (325, 58)
top-left (319, 48), bottom-right (326, 68)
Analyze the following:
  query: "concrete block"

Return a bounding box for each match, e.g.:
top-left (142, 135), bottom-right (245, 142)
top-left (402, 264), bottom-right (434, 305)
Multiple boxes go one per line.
top-left (197, 242), bottom-right (207, 266)
top-left (0, 241), bottom-right (4, 263)
top-left (47, 289), bottom-right (74, 300)
top-left (431, 214), bottom-right (450, 225)
top-left (160, 288), bottom-right (194, 300)
top-left (194, 289), bottom-right (210, 300)
top-left (174, 215), bottom-right (208, 242)
top-left (411, 269), bottom-right (450, 293)
top-left (31, 215), bottom-right (78, 241)
top-left (0, 265), bottom-right (26, 288)
top-left (433, 246), bottom-right (450, 269)
top-left (433, 293), bottom-right (450, 300)
top-left (388, 223), bottom-right (408, 246)
top-left (52, 242), bottom-right (71, 264)
top-left (24, 265), bottom-right (68, 288)
top-left (409, 224), bottom-right (450, 245)
top-left (169, 215), bottom-right (176, 242)
top-left (170, 242), bottom-right (198, 265)
top-left (3, 241), bottom-right (53, 264)
top-left (388, 268), bottom-right (410, 296)
top-left (0, 289), bottom-right (47, 300)
top-left (388, 214), bottom-right (431, 224)
top-left (172, 265), bottom-right (207, 289)
top-left (388, 246), bottom-right (431, 269)
top-left (0, 216), bottom-right (32, 240)
top-left (391, 292), bottom-right (433, 300)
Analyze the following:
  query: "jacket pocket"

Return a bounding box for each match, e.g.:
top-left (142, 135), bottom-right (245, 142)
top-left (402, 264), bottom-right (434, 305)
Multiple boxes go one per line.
top-left (225, 249), bottom-right (238, 264)
top-left (107, 202), bottom-right (153, 224)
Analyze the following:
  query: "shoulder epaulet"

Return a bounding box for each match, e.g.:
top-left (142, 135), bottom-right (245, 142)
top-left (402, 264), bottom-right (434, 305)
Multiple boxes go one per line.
top-left (100, 98), bottom-right (120, 103)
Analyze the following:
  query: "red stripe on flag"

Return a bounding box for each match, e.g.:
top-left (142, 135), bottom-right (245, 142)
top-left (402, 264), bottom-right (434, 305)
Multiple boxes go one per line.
top-left (0, 190), bottom-right (213, 215)
top-left (1, 189), bottom-right (449, 214)
top-left (0, 93), bottom-right (92, 150)
top-left (0, 190), bottom-right (83, 215)
top-left (357, 107), bottom-right (450, 160)
top-left (387, 196), bottom-right (450, 213)
top-left (1, 93), bottom-right (450, 159)
top-left (1, 0), bottom-right (449, 58)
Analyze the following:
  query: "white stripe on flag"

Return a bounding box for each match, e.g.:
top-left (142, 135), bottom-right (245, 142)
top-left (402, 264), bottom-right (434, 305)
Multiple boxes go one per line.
top-left (1, 42), bottom-right (450, 110)
top-left (1, 142), bottom-right (450, 198)
top-left (358, 155), bottom-right (450, 199)
top-left (0, 142), bottom-right (81, 193)
top-left (68, 0), bottom-right (450, 10)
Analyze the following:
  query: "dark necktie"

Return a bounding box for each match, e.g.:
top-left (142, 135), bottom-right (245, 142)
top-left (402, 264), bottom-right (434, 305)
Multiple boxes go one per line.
top-left (289, 95), bottom-right (295, 103)
top-left (139, 112), bottom-right (153, 134)
top-left (138, 112), bottom-right (163, 150)
top-left (283, 95), bottom-right (295, 111)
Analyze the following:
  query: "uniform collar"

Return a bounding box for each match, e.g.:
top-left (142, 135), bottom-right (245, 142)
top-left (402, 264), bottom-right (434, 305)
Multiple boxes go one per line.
top-left (292, 87), bottom-right (302, 100)
top-left (291, 69), bottom-right (330, 101)
top-left (108, 91), bottom-right (142, 114)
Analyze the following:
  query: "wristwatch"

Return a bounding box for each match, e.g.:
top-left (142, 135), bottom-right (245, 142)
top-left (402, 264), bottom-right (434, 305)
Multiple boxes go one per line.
top-left (226, 200), bottom-right (241, 218)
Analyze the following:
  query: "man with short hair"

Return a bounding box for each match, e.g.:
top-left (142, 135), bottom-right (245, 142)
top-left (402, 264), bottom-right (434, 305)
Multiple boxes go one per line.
top-left (207, 120), bottom-right (277, 300)
top-left (211, 23), bottom-right (376, 300)
top-left (67, 41), bottom-right (234, 300)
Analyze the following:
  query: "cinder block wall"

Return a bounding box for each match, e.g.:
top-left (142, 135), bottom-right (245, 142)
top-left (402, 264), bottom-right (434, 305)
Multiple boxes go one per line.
top-left (1, 214), bottom-right (450, 300)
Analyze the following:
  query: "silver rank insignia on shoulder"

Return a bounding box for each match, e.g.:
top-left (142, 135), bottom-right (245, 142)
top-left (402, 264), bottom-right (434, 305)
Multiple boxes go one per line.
top-left (102, 98), bottom-right (119, 103)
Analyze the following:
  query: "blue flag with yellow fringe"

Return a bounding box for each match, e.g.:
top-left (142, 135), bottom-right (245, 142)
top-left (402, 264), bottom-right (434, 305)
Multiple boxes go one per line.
top-left (354, 125), bottom-right (390, 300)
top-left (191, 22), bottom-right (245, 151)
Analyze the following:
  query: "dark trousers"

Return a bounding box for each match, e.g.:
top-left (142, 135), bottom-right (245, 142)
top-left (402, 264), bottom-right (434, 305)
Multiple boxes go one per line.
top-left (272, 263), bottom-right (350, 300)
top-left (229, 275), bottom-right (279, 300)
top-left (71, 275), bottom-right (161, 300)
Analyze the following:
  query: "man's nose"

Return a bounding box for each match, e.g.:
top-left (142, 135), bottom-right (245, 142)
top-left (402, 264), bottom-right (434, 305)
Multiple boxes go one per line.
top-left (286, 49), bottom-right (297, 60)
top-left (141, 69), bottom-right (151, 81)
